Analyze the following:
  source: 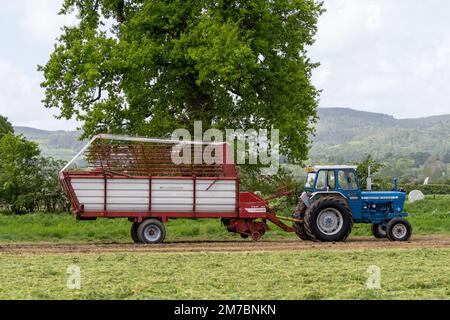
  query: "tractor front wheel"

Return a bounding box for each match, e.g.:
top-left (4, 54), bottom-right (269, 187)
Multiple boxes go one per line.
top-left (303, 196), bottom-right (353, 242)
top-left (386, 218), bottom-right (412, 241)
top-left (371, 223), bottom-right (387, 239)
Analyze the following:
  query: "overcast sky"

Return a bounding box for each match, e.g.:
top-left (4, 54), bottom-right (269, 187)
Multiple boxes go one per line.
top-left (0, 0), bottom-right (449, 130)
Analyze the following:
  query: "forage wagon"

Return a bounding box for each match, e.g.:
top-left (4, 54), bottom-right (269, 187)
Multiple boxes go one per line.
top-left (60, 134), bottom-right (412, 243)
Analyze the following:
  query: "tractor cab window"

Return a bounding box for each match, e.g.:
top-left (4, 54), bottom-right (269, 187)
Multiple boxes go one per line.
top-left (328, 171), bottom-right (336, 189)
top-left (315, 170), bottom-right (336, 190)
top-left (338, 170), bottom-right (358, 190)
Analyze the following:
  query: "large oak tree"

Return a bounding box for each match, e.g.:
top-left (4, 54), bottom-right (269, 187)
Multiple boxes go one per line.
top-left (40, 0), bottom-right (323, 163)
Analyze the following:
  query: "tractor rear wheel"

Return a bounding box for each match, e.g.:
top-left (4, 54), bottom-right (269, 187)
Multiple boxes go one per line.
top-left (292, 198), bottom-right (312, 241)
top-left (303, 196), bottom-right (353, 242)
top-left (137, 218), bottom-right (166, 244)
top-left (386, 218), bottom-right (412, 241)
top-left (130, 222), bottom-right (141, 243)
top-left (294, 222), bottom-right (311, 241)
top-left (371, 223), bottom-right (387, 239)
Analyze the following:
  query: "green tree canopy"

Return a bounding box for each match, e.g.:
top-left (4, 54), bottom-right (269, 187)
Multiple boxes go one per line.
top-left (0, 133), bottom-right (41, 213)
top-left (355, 155), bottom-right (385, 189)
top-left (40, 0), bottom-right (323, 163)
top-left (0, 133), bottom-right (69, 213)
top-left (0, 115), bottom-right (14, 138)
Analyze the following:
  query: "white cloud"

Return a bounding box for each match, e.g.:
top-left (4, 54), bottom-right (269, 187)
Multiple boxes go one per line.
top-left (0, 60), bottom-right (79, 130)
top-left (2, 0), bottom-right (450, 133)
top-left (20, 0), bottom-right (76, 45)
top-left (366, 4), bottom-right (381, 31)
top-left (310, 0), bottom-right (450, 118)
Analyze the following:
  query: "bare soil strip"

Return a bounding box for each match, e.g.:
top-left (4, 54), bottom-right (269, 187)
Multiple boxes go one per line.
top-left (0, 236), bottom-right (449, 255)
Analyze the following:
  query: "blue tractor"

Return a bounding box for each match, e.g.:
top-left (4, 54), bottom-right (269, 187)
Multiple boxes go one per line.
top-left (292, 165), bottom-right (412, 242)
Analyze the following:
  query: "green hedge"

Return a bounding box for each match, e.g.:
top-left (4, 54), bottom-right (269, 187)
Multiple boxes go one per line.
top-left (347, 182), bottom-right (450, 195)
top-left (400, 184), bottom-right (450, 195)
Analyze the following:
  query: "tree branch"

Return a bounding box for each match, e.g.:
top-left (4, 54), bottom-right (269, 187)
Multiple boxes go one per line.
top-left (116, 0), bottom-right (125, 23)
top-left (90, 85), bottom-right (102, 103)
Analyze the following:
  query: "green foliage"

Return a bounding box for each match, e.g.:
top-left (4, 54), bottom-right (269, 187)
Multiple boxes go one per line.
top-left (40, 0), bottom-right (324, 163)
top-left (410, 152), bottom-right (431, 167)
top-left (355, 154), bottom-right (384, 188)
top-left (239, 166), bottom-right (300, 214)
top-left (400, 184), bottom-right (450, 195)
top-left (0, 134), bottom-right (41, 213)
top-left (0, 116), bottom-right (14, 138)
top-left (444, 151), bottom-right (450, 164)
top-left (0, 133), bottom-right (68, 213)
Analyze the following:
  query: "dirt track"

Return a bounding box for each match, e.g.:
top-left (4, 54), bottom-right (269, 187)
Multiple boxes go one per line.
top-left (0, 236), bottom-right (449, 254)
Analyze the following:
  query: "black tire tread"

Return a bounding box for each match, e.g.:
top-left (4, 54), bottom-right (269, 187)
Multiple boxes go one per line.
top-left (386, 218), bottom-right (412, 241)
top-left (292, 198), bottom-right (312, 241)
top-left (137, 218), bottom-right (166, 244)
top-left (130, 222), bottom-right (141, 243)
top-left (303, 196), bottom-right (353, 242)
top-left (371, 223), bottom-right (387, 239)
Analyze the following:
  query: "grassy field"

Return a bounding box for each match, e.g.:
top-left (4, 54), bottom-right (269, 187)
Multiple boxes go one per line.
top-left (0, 195), bottom-right (449, 242)
top-left (0, 196), bottom-right (448, 300)
top-left (0, 248), bottom-right (449, 299)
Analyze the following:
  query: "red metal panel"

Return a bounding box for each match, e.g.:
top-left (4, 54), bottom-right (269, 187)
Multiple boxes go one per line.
top-left (61, 137), bottom-right (262, 221)
top-left (193, 176), bottom-right (196, 213)
top-left (103, 175), bottom-right (107, 211)
top-left (148, 177), bottom-right (152, 211)
top-left (63, 170), bottom-right (242, 218)
top-left (77, 211), bottom-right (246, 219)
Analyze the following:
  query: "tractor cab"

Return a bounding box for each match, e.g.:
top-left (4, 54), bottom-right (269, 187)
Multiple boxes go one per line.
top-left (293, 165), bottom-right (411, 242)
top-left (303, 165), bottom-right (362, 219)
top-left (304, 165), bottom-right (359, 193)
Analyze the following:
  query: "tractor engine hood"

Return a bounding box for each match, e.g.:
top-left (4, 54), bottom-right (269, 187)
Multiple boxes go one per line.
top-left (361, 191), bottom-right (406, 212)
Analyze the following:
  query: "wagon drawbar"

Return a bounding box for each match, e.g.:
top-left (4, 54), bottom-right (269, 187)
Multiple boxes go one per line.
top-left (60, 134), bottom-right (297, 243)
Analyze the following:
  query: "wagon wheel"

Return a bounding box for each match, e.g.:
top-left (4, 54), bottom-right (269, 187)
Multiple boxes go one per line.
top-left (251, 231), bottom-right (262, 241)
top-left (137, 218), bottom-right (166, 244)
top-left (130, 222), bottom-right (141, 243)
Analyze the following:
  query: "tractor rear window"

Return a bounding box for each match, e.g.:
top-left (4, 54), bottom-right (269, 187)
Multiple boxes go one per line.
top-left (338, 170), bottom-right (358, 190)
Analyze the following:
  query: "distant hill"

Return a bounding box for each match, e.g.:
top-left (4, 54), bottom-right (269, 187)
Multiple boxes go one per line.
top-left (13, 126), bottom-right (84, 160)
top-left (309, 108), bottom-right (450, 162)
top-left (13, 107), bottom-right (450, 163)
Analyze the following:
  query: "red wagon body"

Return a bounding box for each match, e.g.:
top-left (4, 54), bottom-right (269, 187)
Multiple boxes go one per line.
top-left (60, 134), bottom-right (295, 243)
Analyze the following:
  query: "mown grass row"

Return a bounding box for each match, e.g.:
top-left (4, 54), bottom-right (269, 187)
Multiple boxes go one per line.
top-left (0, 195), bottom-right (449, 242)
top-left (1, 248), bottom-right (449, 299)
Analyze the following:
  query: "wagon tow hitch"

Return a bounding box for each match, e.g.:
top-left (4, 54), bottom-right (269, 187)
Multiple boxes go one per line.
top-left (274, 215), bottom-right (301, 223)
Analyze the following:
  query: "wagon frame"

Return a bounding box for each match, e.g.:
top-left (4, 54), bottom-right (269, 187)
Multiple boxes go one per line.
top-left (60, 134), bottom-right (297, 243)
